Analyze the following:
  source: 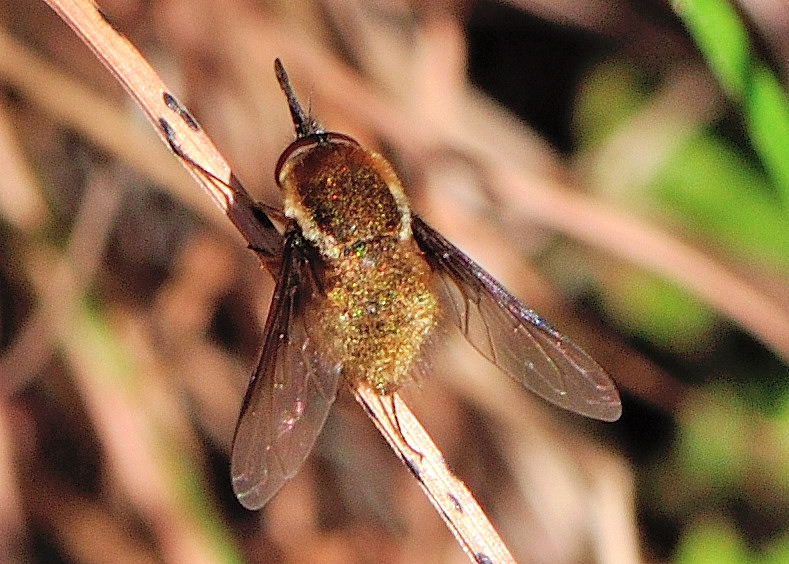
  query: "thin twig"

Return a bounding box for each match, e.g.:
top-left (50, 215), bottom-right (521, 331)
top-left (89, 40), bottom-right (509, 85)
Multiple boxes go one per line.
top-left (0, 27), bottom-right (232, 236)
top-left (41, 0), bottom-right (271, 253)
top-left (43, 0), bottom-right (518, 561)
top-left (355, 388), bottom-right (517, 563)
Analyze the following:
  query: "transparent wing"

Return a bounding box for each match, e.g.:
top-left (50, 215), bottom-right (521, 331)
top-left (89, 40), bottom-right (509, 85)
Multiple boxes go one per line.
top-left (412, 216), bottom-right (621, 422)
top-left (231, 227), bottom-right (342, 510)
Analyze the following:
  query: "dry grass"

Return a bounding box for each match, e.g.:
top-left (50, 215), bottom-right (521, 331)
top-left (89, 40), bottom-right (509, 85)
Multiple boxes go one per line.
top-left (2, 1), bottom-right (788, 563)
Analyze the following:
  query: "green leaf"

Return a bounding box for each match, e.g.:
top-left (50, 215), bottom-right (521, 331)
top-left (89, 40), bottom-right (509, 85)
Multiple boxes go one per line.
top-left (672, 0), bottom-right (789, 208)
top-left (650, 132), bottom-right (789, 269)
top-left (597, 267), bottom-right (718, 354)
top-left (675, 520), bottom-right (750, 564)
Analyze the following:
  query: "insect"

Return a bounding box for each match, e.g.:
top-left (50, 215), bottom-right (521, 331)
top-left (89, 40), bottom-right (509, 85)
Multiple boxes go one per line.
top-left (220, 60), bottom-right (622, 510)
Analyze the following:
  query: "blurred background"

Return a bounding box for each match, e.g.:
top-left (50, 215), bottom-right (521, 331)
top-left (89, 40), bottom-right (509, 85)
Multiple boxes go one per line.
top-left (1, 0), bottom-right (789, 562)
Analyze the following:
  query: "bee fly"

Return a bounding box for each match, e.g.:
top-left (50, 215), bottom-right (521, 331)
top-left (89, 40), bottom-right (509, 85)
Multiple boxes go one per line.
top-left (223, 60), bottom-right (622, 510)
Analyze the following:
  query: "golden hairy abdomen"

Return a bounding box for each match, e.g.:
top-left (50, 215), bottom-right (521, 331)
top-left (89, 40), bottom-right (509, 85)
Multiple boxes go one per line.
top-left (317, 237), bottom-right (438, 394)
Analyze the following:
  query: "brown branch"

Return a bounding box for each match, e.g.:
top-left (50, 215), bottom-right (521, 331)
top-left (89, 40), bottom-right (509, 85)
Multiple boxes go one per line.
top-left (355, 388), bottom-right (517, 563)
top-left (42, 0), bottom-right (272, 254)
top-left (0, 27), bottom-right (233, 236)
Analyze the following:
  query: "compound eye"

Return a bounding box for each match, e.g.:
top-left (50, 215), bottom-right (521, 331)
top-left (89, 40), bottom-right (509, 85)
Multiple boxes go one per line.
top-left (275, 132), bottom-right (359, 185)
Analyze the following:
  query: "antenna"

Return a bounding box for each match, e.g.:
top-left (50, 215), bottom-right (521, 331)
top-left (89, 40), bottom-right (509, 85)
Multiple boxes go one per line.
top-left (274, 59), bottom-right (323, 138)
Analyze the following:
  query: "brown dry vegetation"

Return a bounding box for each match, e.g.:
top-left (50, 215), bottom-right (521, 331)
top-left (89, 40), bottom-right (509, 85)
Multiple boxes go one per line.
top-left (1, 1), bottom-right (789, 563)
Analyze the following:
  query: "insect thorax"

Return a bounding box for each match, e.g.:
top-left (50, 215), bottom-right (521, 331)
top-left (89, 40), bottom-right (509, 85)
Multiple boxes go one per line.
top-left (279, 139), bottom-right (412, 259)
